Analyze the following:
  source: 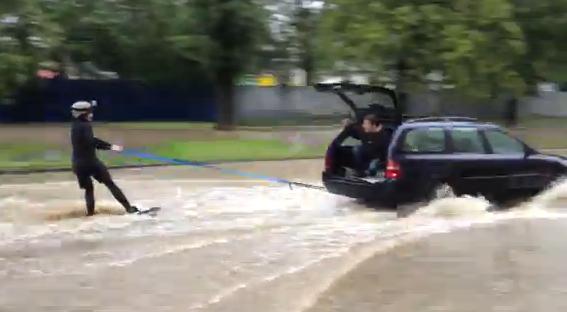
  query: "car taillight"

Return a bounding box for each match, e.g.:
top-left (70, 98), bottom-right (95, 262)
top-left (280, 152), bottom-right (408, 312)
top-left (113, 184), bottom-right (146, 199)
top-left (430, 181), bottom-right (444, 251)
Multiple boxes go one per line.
top-left (325, 152), bottom-right (333, 171)
top-left (385, 159), bottom-right (401, 180)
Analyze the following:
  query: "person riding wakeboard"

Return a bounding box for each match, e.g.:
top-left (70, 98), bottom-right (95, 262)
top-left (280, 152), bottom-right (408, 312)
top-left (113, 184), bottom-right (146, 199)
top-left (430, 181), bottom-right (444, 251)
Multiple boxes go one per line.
top-left (70, 101), bottom-right (139, 216)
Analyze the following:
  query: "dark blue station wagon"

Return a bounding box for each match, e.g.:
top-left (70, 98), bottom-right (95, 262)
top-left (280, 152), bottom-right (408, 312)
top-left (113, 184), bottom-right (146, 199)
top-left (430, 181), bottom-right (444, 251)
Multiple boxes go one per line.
top-left (317, 84), bottom-right (567, 208)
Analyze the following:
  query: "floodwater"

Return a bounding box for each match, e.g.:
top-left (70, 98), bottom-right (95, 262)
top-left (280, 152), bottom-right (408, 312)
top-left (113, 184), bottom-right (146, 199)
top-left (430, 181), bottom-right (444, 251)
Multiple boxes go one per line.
top-left (1, 160), bottom-right (567, 312)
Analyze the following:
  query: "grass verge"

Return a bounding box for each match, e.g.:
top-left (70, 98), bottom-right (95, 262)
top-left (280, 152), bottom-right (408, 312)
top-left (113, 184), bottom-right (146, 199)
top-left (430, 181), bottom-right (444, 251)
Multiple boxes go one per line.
top-left (0, 139), bottom-right (326, 172)
top-left (103, 122), bottom-right (214, 130)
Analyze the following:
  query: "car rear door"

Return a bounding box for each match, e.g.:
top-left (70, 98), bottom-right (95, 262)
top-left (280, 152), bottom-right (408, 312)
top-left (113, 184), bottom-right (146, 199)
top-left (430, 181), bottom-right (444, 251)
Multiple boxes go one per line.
top-left (446, 126), bottom-right (502, 196)
top-left (314, 83), bottom-right (402, 126)
top-left (482, 129), bottom-right (550, 192)
top-left (395, 126), bottom-right (453, 200)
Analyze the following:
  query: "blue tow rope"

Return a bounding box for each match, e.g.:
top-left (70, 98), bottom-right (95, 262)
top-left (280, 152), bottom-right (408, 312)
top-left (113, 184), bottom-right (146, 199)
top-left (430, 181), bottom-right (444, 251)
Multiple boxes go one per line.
top-left (120, 150), bottom-right (325, 191)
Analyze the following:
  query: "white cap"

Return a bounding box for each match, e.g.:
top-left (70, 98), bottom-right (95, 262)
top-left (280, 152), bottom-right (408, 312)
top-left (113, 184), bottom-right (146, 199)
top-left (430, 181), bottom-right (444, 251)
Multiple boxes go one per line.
top-left (71, 101), bottom-right (96, 111)
top-left (71, 101), bottom-right (97, 118)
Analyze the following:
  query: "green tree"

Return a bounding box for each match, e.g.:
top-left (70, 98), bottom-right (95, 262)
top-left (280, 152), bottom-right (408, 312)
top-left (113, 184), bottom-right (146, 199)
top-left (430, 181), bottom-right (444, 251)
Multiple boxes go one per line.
top-left (40, 0), bottom-right (206, 83)
top-left (189, 0), bottom-right (267, 130)
top-left (32, 0), bottom-right (265, 129)
top-left (0, 0), bottom-right (61, 100)
top-left (512, 0), bottom-right (567, 90)
top-left (320, 0), bottom-right (527, 100)
top-left (261, 0), bottom-right (323, 85)
top-left (293, 1), bottom-right (321, 85)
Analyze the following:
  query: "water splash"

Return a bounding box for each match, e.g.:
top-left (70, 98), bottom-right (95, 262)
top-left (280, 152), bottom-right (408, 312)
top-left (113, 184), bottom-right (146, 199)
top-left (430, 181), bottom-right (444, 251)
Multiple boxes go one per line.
top-left (3, 176), bottom-right (567, 311)
top-left (413, 195), bottom-right (492, 219)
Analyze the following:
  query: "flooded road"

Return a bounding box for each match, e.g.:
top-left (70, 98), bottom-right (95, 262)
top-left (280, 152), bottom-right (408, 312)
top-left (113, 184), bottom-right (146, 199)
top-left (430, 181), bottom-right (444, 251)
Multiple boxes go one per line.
top-left (308, 219), bottom-right (567, 312)
top-left (1, 160), bottom-right (567, 311)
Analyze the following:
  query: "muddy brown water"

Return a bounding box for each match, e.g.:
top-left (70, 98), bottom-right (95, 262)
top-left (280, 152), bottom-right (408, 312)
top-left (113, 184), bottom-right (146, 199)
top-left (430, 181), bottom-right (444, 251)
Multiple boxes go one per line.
top-left (1, 160), bottom-right (567, 311)
top-left (308, 218), bottom-right (567, 312)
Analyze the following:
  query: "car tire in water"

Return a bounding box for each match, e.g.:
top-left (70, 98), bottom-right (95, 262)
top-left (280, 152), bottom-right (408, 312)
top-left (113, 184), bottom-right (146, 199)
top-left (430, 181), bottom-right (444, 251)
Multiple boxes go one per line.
top-left (385, 198), bottom-right (398, 210)
top-left (428, 182), bottom-right (456, 201)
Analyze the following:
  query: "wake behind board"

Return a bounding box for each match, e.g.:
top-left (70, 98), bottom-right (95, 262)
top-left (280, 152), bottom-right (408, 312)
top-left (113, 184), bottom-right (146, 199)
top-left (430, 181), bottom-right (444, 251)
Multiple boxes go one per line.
top-left (137, 207), bottom-right (161, 216)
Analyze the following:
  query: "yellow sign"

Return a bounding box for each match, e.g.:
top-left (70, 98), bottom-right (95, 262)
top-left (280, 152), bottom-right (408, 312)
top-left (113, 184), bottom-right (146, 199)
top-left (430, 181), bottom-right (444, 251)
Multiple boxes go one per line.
top-left (257, 74), bottom-right (278, 87)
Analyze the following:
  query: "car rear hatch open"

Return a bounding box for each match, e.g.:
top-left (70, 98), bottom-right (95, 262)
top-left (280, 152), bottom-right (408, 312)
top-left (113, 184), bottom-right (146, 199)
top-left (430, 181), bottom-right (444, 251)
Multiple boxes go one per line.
top-left (314, 82), bottom-right (402, 126)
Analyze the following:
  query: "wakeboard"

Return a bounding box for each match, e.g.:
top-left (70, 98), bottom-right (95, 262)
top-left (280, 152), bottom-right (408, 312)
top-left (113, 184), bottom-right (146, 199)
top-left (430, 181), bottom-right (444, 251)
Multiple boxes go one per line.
top-left (137, 207), bottom-right (161, 216)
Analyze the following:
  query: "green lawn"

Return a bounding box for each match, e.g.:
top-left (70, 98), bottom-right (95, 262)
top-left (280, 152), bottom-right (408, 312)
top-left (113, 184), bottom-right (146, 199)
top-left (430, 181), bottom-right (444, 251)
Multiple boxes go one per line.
top-left (150, 139), bottom-right (326, 162)
top-left (104, 114), bottom-right (346, 129)
top-left (0, 143), bottom-right (160, 171)
top-left (0, 143), bottom-right (70, 170)
top-left (103, 122), bottom-right (214, 130)
top-left (515, 116), bottom-right (567, 128)
top-left (2, 117), bottom-right (566, 172)
top-left (0, 139), bottom-right (327, 172)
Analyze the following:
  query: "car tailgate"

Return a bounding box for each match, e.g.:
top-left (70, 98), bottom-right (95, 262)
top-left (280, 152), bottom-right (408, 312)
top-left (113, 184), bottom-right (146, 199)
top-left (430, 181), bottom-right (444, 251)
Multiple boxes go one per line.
top-left (322, 172), bottom-right (396, 200)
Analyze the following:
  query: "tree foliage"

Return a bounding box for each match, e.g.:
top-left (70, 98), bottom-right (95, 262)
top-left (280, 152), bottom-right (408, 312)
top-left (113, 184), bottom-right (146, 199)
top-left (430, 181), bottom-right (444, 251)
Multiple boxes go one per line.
top-left (1, 0), bottom-right (266, 129)
top-left (512, 0), bottom-right (567, 91)
top-left (0, 0), bottom-right (61, 99)
top-left (319, 0), bottom-right (533, 98)
top-left (0, 0), bottom-right (565, 122)
top-left (188, 0), bottom-right (267, 129)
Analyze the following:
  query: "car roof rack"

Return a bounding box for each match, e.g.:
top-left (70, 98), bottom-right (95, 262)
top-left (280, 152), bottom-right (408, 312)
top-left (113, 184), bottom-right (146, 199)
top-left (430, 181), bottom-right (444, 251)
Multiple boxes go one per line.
top-left (406, 116), bottom-right (478, 123)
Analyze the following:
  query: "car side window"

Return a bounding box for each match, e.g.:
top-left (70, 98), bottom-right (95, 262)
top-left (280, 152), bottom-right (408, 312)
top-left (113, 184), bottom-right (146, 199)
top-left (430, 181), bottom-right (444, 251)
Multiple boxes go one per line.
top-left (484, 130), bottom-right (525, 154)
top-left (401, 128), bottom-right (446, 153)
top-left (450, 128), bottom-right (486, 154)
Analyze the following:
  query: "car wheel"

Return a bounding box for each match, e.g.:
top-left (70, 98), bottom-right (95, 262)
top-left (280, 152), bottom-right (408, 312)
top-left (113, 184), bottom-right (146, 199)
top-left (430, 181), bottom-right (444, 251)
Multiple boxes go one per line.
top-left (385, 198), bottom-right (398, 210)
top-left (429, 182), bottom-right (456, 200)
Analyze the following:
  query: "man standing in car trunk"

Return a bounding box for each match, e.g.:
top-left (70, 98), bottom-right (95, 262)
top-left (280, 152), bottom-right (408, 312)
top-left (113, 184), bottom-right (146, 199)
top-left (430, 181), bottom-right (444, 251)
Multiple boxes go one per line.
top-left (345, 114), bottom-right (392, 176)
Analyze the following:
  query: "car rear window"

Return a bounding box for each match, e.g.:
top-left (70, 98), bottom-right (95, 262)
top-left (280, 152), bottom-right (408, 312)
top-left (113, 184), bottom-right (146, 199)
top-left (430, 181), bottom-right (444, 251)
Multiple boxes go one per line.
top-left (450, 128), bottom-right (486, 154)
top-left (484, 130), bottom-right (525, 154)
top-left (401, 128), bottom-right (446, 153)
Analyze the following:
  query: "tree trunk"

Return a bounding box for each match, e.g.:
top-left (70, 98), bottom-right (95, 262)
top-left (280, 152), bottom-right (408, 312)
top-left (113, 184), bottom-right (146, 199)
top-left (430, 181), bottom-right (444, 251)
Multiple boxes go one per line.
top-left (395, 58), bottom-right (409, 115)
top-left (505, 96), bottom-right (518, 127)
top-left (303, 53), bottom-right (314, 86)
top-left (214, 73), bottom-right (236, 131)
